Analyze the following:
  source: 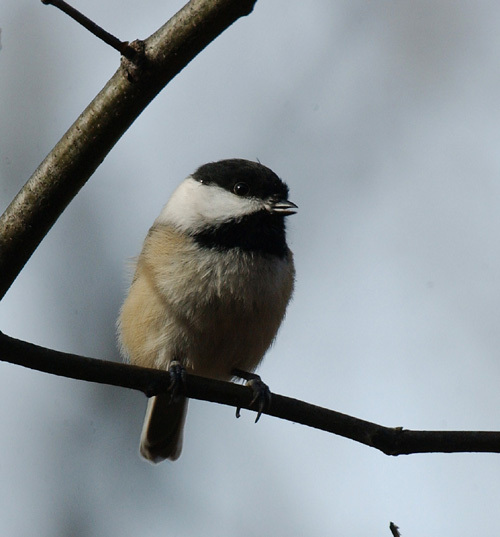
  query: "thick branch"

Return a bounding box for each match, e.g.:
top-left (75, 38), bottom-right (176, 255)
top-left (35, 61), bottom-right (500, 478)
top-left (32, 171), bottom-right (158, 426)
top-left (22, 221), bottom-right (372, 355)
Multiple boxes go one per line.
top-left (1, 331), bottom-right (500, 456)
top-left (0, 0), bottom-right (257, 300)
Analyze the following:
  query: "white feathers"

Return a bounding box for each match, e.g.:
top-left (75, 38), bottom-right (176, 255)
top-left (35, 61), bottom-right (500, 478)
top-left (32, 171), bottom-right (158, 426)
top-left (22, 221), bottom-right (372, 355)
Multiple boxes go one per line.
top-left (155, 177), bottom-right (264, 232)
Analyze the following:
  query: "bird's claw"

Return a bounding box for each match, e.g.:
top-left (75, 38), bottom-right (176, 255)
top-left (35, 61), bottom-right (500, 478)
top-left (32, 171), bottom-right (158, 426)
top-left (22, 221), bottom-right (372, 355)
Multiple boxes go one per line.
top-left (247, 377), bottom-right (271, 422)
top-left (167, 360), bottom-right (186, 404)
top-left (232, 369), bottom-right (271, 422)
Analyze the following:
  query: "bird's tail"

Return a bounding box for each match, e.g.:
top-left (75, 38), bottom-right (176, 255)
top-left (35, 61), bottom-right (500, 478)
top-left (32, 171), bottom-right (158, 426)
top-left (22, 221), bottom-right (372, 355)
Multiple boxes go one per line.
top-left (139, 393), bottom-right (188, 463)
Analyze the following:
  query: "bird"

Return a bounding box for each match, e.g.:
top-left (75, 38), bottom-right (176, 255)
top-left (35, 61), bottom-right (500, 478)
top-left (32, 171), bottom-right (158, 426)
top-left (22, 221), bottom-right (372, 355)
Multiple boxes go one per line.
top-left (117, 158), bottom-right (297, 463)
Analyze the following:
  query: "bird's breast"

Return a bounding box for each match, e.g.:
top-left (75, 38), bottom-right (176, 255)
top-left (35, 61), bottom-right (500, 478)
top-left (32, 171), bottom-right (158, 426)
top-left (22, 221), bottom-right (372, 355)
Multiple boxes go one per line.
top-left (124, 225), bottom-right (295, 378)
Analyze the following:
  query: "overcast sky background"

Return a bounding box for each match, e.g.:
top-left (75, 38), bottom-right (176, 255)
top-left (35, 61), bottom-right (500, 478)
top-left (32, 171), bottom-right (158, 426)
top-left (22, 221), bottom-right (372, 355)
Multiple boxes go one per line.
top-left (2, 1), bottom-right (500, 535)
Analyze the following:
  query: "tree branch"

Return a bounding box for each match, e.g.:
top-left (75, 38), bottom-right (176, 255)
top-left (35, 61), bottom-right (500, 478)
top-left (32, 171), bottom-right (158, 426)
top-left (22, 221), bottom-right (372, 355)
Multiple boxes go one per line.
top-left (41, 0), bottom-right (136, 58)
top-left (389, 522), bottom-right (401, 537)
top-left (1, 331), bottom-right (500, 456)
top-left (0, 0), bottom-right (257, 300)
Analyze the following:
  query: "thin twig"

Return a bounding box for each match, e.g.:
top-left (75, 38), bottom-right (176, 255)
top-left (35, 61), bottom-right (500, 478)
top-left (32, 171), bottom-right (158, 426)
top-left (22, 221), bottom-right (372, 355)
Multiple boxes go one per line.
top-left (1, 331), bottom-right (500, 456)
top-left (41, 0), bottom-right (136, 59)
top-left (389, 522), bottom-right (401, 537)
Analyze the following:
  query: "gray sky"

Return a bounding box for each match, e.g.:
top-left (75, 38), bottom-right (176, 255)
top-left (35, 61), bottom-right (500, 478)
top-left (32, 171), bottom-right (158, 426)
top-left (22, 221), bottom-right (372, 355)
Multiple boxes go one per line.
top-left (2, 1), bottom-right (500, 535)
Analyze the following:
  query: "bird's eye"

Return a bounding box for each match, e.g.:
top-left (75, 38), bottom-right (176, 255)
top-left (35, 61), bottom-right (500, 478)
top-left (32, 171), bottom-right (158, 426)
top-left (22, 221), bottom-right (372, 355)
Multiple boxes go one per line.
top-left (233, 182), bottom-right (250, 196)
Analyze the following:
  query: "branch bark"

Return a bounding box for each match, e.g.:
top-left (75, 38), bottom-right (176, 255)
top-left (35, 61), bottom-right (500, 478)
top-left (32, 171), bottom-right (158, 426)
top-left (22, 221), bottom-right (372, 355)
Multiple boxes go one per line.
top-left (1, 331), bottom-right (500, 456)
top-left (0, 0), bottom-right (257, 300)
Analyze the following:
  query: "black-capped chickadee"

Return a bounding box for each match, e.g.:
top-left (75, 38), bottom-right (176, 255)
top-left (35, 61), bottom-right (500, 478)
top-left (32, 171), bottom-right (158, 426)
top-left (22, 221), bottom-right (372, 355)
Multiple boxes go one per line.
top-left (118, 159), bottom-right (297, 463)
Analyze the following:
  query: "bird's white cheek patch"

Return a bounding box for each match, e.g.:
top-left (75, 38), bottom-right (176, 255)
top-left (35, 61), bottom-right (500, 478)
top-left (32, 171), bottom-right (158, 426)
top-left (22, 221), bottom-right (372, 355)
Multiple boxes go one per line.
top-left (155, 177), bottom-right (263, 232)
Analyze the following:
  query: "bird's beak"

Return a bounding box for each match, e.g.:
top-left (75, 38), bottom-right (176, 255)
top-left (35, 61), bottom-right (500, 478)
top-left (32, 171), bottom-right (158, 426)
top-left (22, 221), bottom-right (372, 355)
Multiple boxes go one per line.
top-left (267, 199), bottom-right (298, 215)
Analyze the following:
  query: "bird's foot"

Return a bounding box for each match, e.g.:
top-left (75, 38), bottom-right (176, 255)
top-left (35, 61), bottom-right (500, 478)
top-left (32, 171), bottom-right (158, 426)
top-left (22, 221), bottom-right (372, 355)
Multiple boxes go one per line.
top-left (167, 361), bottom-right (186, 403)
top-left (232, 369), bottom-right (272, 423)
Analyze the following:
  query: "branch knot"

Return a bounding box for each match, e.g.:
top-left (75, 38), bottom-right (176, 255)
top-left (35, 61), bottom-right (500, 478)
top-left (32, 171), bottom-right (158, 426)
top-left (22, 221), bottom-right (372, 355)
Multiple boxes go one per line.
top-left (120, 40), bottom-right (147, 82)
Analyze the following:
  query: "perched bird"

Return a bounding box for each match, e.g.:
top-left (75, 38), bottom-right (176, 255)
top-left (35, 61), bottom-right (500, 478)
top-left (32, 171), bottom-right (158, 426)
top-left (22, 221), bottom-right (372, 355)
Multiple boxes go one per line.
top-left (118, 159), bottom-right (296, 463)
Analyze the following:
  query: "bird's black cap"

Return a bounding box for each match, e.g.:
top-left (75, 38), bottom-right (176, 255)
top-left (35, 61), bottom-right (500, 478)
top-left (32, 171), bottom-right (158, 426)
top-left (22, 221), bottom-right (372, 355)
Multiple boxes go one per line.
top-left (193, 159), bottom-right (289, 202)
